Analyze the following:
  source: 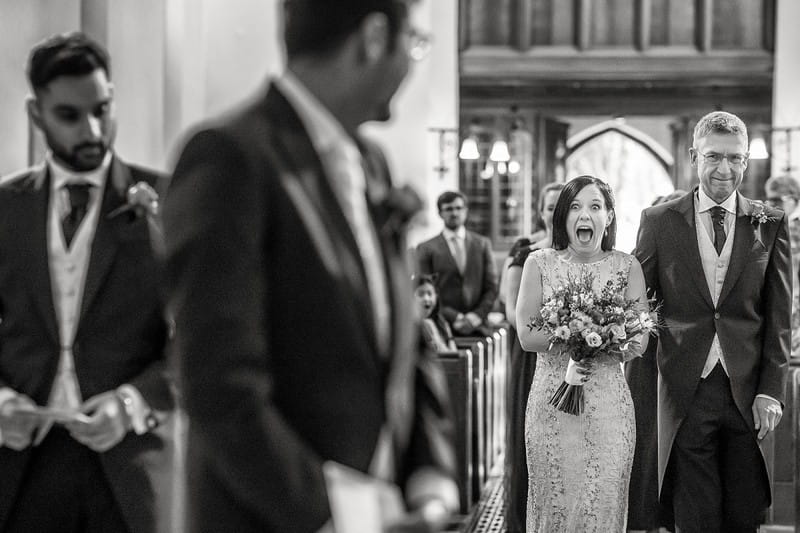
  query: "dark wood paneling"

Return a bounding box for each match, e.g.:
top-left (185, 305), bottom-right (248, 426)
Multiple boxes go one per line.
top-left (461, 48), bottom-right (773, 84)
top-left (712, 0), bottom-right (764, 49)
top-left (695, 0), bottom-right (713, 51)
top-left (514, 0), bottom-right (532, 50)
top-left (531, 0), bottom-right (575, 46)
top-left (467, 0), bottom-right (513, 46)
top-left (590, 0), bottom-right (635, 47)
top-left (635, 0), bottom-right (652, 51)
top-left (577, 0), bottom-right (592, 49)
top-left (651, 0), bottom-right (695, 46)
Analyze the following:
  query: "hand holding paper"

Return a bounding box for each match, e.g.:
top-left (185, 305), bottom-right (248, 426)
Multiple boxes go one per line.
top-left (0, 392), bottom-right (42, 450)
top-left (65, 391), bottom-right (131, 452)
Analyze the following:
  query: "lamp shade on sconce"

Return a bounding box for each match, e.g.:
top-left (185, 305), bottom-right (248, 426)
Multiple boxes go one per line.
top-left (489, 139), bottom-right (511, 162)
top-left (458, 137), bottom-right (480, 160)
top-left (749, 137), bottom-right (769, 159)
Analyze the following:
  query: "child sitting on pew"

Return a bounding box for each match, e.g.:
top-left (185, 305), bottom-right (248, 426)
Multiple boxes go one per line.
top-left (414, 274), bottom-right (458, 352)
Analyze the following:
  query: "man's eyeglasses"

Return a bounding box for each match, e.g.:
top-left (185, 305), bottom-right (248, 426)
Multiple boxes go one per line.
top-left (694, 149), bottom-right (748, 167)
top-left (404, 27), bottom-right (432, 61)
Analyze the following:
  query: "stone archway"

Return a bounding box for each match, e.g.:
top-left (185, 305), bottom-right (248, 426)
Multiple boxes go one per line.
top-left (566, 120), bottom-right (676, 252)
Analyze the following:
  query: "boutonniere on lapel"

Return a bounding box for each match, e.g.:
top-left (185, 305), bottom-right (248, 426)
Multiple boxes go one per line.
top-left (107, 181), bottom-right (165, 256)
top-left (749, 200), bottom-right (778, 226)
top-left (108, 182), bottom-right (159, 220)
top-left (375, 185), bottom-right (423, 236)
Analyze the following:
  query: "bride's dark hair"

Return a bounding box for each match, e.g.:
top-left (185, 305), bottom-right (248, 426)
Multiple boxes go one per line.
top-left (551, 175), bottom-right (617, 251)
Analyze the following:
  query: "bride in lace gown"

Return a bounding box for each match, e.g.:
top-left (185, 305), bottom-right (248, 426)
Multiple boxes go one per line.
top-left (516, 176), bottom-right (649, 532)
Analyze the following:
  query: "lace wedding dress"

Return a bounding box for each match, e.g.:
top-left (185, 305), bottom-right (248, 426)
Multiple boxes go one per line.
top-left (524, 248), bottom-right (636, 532)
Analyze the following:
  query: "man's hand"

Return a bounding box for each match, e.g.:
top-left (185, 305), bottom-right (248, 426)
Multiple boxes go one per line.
top-left (452, 314), bottom-right (472, 335)
top-left (66, 391), bottom-right (131, 452)
top-left (0, 393), bottom-right (40, 450)
top-left (752, 396), bottom-right (783, 440)
top-left (464, 312), bottom-right (482, 329)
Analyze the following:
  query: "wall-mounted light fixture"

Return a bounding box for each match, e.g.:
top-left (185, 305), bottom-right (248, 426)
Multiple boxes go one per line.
top-left (749, 125), bottom-right (800, 172)
top-left (458, 108), bottom-right (524, 179)
top-left (489, 139), bottom-right (511, 162)
top-left (458, 136), bottom-right (480, 160)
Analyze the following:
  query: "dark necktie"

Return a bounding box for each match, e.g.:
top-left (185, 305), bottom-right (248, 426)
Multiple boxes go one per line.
top-left (62, 183), bottom-right (92, 248)
top-left (709, 206), bottom-right (726, 255)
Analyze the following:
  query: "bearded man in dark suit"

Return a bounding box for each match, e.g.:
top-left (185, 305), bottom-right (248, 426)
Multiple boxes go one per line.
top-left (0, 33), bottom-right (174, 533)
top-left (635, 110), bottom-right (791, 533)
top-left (416, 191), bottom-right (498, 336)
top-left (163, 1), bottom-right (458, 532)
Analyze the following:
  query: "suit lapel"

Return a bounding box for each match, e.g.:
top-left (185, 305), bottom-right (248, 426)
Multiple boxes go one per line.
top-left (263, 86), bottom-right (377, 356)
top-left (718, 196), bottom-right (756, 306)
top-left (19, 166), bottom-right (60, 344)
top-left (79, 157), bottom-right (130, 321)
top-left (667, 192), bottom-right (714, 308)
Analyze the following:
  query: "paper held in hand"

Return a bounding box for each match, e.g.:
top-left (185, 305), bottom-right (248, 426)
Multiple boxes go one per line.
top-left (12, 405), bottom-right (91, 424)
top-left (322, 461), bottom-right (405, 533)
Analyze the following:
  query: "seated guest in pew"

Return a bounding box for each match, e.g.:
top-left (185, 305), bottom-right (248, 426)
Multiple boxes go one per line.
top-left (414, 274), bottom-right (457, 353)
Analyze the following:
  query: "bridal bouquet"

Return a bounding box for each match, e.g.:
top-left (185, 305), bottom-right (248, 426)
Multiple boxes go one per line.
top-left (527, 269), bottom-right (657, 415)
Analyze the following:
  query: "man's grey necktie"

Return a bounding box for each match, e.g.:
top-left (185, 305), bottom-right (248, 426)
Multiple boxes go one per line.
top-left (452, 235), bottom-right (466, 274)
top-left (709, 206), bottom-right (727, 255)
top-left (62, 183), bottom-right (92, 248)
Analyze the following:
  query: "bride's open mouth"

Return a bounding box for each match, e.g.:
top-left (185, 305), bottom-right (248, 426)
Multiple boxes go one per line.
top-left (575, 226), bottom-right (594, 244)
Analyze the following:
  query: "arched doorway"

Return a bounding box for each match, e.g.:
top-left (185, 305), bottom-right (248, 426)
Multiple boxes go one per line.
top-left (566, 120), bottom-right (675, 252)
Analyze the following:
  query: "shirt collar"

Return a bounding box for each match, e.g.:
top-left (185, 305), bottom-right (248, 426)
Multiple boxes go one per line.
top-left (274, 71), bottom-right (359, 160)
top-left (47, 151), bottom-right (110, 191)
top-left (443, 226), bottom-right (466, 241)
top-left (696, 187), bottom-right (737, 215)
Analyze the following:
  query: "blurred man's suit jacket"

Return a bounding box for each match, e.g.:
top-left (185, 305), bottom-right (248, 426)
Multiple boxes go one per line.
top-left (164, 84), bottom-right (457, 533)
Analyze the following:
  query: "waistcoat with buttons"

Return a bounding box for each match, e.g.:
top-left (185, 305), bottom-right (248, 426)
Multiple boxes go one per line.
top-left (695, 207), bottom-right (735, 376)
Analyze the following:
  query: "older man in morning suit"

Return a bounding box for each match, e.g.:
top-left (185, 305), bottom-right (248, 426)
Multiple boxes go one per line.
top-left (635, 111), bottom-right (791, 532)
top-left (0, 33), bottom-right (174, 533)
top-left (416, 191), bottom-right (498, 336)
top-left (163, 1), bottom-right (458, 532)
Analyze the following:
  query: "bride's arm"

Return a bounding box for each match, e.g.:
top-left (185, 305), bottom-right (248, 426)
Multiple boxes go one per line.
top-left (516, 256), bottom-right (552, 353)
top-left (622, 258), bottom-right (650, 359)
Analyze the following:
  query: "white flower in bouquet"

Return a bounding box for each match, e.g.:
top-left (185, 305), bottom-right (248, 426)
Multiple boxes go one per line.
top-left (585, 332), bottom-right (602, 347)
top-left (554, 326), bottom-right (571, 341)
top-left (608, 324), bottom-right (627, 341)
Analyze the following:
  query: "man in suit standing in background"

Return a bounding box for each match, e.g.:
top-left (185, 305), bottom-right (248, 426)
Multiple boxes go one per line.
top-left (416, 191), bottom-right (498, 336)
top-left (163, 1), bottom-right (458, 532)
top-left (0, 32), bottom-right (174, 533)
top-left (635, 110), bottom-right (791, 532)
